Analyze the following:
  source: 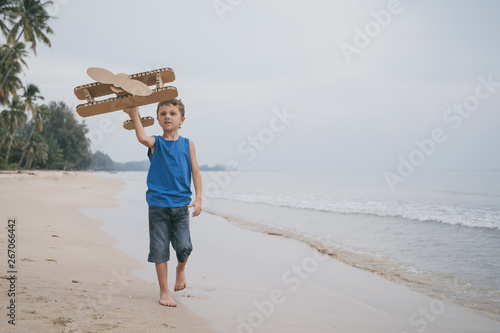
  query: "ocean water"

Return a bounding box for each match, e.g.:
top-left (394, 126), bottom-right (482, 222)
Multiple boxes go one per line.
top-left (203, 169), bottom-right (500, 320)
top-left (90, 170), bottom-right (500, 320)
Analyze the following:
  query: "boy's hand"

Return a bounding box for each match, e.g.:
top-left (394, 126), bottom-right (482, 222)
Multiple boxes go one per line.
top-left (123, 106), bottom-right (138, 115)
top-left (188, 199), bottom-right (202, 217)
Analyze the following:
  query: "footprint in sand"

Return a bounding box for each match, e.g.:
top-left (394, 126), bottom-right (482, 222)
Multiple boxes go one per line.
top-left (52, 317), bottom-right (73, 326)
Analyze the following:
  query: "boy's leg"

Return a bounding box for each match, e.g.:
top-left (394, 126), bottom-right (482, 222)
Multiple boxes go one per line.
top-left (171, 206), bottom-right (193, 292)
top-left (155, 262), bottom-right (177, 307)
top-left (148, 206), bottom-right (176, 306)
top-left (175, 258), bottom-right (188, 292)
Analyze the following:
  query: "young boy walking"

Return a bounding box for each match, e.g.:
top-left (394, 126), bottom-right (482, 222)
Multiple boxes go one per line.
top-left (124, 99), bottom-right (202, 307)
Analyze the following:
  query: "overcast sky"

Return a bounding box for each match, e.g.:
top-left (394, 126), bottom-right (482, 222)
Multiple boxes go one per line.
top-left (21, 0), bottom-right (500, 171)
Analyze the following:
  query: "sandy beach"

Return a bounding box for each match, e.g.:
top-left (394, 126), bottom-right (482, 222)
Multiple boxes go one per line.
top-left (0, 171), bottom-right (214, 333)
top-left (1, 171), bottom-right (499, 333)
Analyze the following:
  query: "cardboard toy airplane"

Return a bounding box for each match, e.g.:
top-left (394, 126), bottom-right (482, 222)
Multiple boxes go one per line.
top-left (74, 67), bottom-right (178, 130)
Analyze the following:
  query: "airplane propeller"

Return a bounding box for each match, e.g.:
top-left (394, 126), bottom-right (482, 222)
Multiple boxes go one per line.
top-left (86, 67), bottom-right (152, 97)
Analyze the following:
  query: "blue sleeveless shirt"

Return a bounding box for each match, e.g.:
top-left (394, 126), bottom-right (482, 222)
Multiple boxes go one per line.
top-left (146, 136), bottom-right (192, 207)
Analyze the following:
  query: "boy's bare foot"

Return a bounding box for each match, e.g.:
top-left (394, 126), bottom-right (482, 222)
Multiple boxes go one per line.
top-left (159, 290), bottom-right (177, 307)
top-left (174, 267), bottom-right (186, 292)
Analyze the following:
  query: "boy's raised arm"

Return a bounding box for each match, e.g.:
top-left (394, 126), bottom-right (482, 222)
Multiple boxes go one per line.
top-left (123, 107), bottom-right (155, 148)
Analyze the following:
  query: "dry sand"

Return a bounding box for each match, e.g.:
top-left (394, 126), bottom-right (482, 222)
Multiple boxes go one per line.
top-left (0, 171), bottom-right (214, 333)
top-left (1, 171), bottom-right (499, 333)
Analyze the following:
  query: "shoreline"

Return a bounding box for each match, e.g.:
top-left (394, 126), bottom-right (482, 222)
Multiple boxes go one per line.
top-left (176, 209), bottom-right (500, 332)
top-left (204, 206), bottom-right (500, 322)
top-left (0, 171), bottom-right (214, 333)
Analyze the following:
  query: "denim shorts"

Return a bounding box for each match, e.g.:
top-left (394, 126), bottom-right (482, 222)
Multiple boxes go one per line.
top-left (148, 205), bottom-right (192, 263)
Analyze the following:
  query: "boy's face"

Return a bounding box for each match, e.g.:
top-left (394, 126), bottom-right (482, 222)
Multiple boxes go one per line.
top-left (157, 104), bottom-right (184, 131)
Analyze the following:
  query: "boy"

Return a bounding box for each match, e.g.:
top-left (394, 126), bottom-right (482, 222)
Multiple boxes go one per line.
top-left (124, 99), bottom-right (202, 307)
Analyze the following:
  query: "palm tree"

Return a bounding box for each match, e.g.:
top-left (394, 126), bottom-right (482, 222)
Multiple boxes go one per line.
top-left (0, 42), bottom-right (27, 104)
top-left (2, 0), bottom-right (54, 61)
top-left (23, 131), bottom-right (47, 168)
top-left (0, 0), bottom-right (54, 96)
top-left (21, 83), bottom-right (43, 116)
top-left (1, 95), bottom-right (26, 165)
top-left (0, 123), bottom-right (8, 155)
top-left (0, 1), bottom-right (53, 95)
top-left (1, 0), bottom-right (17, 37)
top-left (0, 104), bottom-right (12, 154)
top-left (18, 85), bottom-right (45, 168)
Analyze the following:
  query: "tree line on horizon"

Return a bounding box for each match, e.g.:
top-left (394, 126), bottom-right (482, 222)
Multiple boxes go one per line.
top-left (91, 149), bottom-right (233, 172)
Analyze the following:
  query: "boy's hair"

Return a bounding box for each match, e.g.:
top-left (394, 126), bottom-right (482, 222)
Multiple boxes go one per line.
top-left (156, 99), bottom-right (185, 117)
